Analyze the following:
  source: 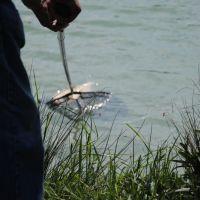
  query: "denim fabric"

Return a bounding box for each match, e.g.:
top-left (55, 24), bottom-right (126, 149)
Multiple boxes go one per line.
top-left (0, 1), bottom-right (44, 200)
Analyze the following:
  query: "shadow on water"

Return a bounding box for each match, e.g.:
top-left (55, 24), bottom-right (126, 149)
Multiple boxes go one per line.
top-left (92, 95), bottom-right (129, 123)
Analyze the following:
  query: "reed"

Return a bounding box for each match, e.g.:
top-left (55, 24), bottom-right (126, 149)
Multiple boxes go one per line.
top-left (31, 72), bottom-right (200, 199)
top-left (38, 104), bottom-right (186, 199)
top-left (173, 103), bottom-right (200, 198)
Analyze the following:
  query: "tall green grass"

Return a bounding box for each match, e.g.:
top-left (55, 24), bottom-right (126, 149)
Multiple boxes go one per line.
top-left (32, 72), bottom-right (200, 199)
top-left (38, 104), bottom-right (188, 200)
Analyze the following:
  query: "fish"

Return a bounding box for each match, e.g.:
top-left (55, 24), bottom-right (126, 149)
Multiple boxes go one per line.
top-left (47, 82), bottom-right (110, 110)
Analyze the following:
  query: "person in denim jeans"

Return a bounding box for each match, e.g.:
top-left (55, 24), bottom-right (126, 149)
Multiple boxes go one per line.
top-left (0, 0), bottom-right (81, 199)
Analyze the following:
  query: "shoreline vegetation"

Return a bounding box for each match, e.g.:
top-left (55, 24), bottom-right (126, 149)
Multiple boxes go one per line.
top-left (34, 77), bottom-right (200, 199)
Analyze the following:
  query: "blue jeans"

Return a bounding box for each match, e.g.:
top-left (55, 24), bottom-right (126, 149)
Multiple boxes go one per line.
top-left (0, 1), bottom-right (44, 199)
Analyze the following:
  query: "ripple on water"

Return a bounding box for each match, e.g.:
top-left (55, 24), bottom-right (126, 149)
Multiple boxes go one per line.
top-left (14, 0), bottom-right (200, 146)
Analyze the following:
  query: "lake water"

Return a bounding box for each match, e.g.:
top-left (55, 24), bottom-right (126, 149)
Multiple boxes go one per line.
top-left (14, 0), bottom-right (200, 145)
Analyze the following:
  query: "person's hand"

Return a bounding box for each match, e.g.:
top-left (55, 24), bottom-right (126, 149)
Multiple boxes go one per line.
top-left (22, 0), bottom-right (81, 31)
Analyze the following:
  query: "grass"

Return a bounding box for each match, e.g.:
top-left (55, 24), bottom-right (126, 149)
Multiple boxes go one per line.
top-left (37, 104), bottom-right (199, 199)
top-left (32, 73), bottom-right (200, 199)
